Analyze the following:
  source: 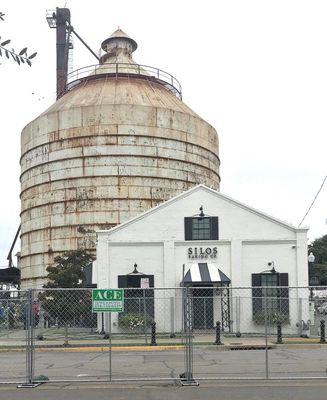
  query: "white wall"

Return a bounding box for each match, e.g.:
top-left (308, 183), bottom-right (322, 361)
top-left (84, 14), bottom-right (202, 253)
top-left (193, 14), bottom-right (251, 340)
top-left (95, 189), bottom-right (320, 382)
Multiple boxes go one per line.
top-left (104, 187), bottom-right (299, 243)
top-left (94, 186), bottom-right (309, 335)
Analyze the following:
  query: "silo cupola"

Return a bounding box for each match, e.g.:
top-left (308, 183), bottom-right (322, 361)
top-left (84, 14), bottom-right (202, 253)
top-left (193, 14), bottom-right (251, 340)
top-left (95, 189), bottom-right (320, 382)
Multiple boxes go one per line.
top-left (100, 28), bottom-right (138, 64)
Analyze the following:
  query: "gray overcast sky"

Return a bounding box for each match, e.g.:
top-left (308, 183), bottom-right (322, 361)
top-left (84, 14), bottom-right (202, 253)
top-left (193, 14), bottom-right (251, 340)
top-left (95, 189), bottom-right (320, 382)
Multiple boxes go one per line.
top-left (0, 0), bottom-right (326, 266)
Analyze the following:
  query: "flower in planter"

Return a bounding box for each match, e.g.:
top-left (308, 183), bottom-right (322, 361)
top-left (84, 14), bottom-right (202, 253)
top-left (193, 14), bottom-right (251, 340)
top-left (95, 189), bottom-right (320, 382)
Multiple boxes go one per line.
top-left (253, 312), bottom-right (290, 325)
top-left (119, 313), bottom-right (154, 332)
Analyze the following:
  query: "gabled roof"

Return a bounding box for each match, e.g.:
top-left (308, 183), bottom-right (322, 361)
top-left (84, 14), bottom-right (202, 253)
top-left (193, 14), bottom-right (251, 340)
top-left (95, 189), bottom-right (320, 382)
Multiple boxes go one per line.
top-left (97, 185), bottom-right (309, 237)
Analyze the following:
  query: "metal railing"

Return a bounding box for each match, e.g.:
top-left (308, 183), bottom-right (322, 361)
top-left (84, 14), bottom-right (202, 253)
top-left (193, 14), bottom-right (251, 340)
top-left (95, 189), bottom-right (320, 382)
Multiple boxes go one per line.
top-left (64, 63), bottom-right (182, 99)
top-left (1, 286), bottom-right (327, 385)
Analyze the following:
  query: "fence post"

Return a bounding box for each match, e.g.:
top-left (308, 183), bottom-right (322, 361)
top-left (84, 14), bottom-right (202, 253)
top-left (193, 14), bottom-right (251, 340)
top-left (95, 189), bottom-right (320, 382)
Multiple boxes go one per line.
top-left (214, 321), bottom-right (222, 345)
top-left (151, 322), bottom-right (157, 346)
top-left (180, 286), bottom-right (198, 386)
top-left (18, 289), bottom-right (36, 388)
top-left (26, 289), bottom-right (32, 384)
top-left (264, 288), bottom-right (269, 379)
top-left (143, 289), bottom-right (148, 345)
top-left (170, 296), bottom-right (175, 338)
top-left (30, 289), bottom-right (35, 383)
top-left (277, 322), bottom-right (283, 344)
top-left (185, 286), bottom-right (192, 382)
top-left (109, 312), bottom-right (112, 382)
top-left (235, 296), bottom-right (241, 337)
top-left (320, 320), bottom-right (326, 344)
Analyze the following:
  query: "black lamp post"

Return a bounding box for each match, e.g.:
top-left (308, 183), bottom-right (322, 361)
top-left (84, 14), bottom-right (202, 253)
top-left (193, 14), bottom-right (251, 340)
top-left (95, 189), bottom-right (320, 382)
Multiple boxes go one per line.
top-left (308, 252), bottom-right (315, 301)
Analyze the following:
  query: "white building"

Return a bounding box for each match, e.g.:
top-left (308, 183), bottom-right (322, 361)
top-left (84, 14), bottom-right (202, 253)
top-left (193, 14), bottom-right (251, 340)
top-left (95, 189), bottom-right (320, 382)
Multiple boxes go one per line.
top-left (94, 185), bottom-right (310, 334)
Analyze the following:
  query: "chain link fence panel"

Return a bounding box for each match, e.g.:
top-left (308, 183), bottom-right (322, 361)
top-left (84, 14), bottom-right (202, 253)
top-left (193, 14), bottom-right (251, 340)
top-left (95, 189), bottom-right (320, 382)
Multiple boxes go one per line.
top-left (31, 287), bottom-right (187, 382)
top-left (0, 290), bottom-right (29, 383)
top-left (108, 288), bottom-right (187, 381)
top-left (1, 286), bottom-right (327, 383)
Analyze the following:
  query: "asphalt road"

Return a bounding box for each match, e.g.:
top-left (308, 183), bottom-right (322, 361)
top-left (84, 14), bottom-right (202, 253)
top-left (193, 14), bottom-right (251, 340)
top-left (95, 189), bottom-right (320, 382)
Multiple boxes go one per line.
top-left (2, 381), bottom-right (327, 400)
top-left (2, 347), bottom-right (327, 382)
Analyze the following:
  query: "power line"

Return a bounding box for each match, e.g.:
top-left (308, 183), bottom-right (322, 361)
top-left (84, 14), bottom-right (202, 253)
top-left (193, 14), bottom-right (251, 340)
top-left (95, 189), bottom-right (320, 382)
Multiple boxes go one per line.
top-left (298, 174), bottom-right (327, 227)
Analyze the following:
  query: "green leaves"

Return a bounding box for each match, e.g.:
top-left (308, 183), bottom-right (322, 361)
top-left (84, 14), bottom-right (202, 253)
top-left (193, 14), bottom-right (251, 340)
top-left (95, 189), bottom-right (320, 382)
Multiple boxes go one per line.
top-left (0, 42), bottom-right (37, 66)
top-left (19, 47), bottom-right (27, 55)
top-left (0, 11), bottom-right (37, 66)
top-left (39, 250), bottom-right (95, 327)
top-left (28, 52), bottom-right (37, 59)
top-left (44, 249), bottom-right (95, 289)
top-left (308, 234), bottom-right (327, 285)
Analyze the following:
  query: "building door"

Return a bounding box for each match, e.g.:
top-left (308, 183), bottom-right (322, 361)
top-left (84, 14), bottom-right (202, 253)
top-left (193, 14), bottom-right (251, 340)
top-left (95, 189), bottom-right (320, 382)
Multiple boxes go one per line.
top-left (192, 287), bottom-right (214, 329)
top-left (118, 274), bottom-right (155, 322)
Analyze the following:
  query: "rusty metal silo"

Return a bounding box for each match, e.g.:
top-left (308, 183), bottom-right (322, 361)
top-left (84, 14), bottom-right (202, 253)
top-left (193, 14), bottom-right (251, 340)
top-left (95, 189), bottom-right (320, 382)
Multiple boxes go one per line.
top-left (20, 29), bottom-right (220, 287)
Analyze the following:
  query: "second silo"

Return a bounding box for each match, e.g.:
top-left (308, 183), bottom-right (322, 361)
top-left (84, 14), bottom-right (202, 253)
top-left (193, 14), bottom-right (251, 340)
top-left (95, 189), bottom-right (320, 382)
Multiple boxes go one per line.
top-left (20, 29), bottom-right (220, 287)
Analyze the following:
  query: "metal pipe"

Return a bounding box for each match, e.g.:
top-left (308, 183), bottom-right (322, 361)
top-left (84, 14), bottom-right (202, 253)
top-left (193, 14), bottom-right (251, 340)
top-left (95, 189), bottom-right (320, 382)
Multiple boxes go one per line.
top-left (71, 28), bottom-right (99, 61)
top-left (7, 224), bottom-right (21, 268)
top-left (320, 320), bottom-right (326, 344)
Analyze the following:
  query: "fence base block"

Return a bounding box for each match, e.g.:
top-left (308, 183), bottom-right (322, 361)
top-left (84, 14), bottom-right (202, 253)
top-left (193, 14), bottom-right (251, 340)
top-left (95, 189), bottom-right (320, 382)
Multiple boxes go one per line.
top-left (179, 372), bottom-right (199, 386)
top-left (180, 379), bottom-right (199, 386)
top-left (17, 383), bottom-right (43, 388)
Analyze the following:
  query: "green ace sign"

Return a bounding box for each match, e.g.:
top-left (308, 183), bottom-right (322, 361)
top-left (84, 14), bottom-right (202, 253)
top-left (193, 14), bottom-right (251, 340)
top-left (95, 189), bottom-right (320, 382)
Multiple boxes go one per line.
top-left (92, 289), bottom-right (124, 312)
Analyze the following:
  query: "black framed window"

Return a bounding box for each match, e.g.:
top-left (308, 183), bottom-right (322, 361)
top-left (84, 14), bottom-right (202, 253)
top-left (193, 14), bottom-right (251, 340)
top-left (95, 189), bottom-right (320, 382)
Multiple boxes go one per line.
top-left (252, 273), bottom-right (289, 322)
top-left (184, 216), bottom-right (218, 240)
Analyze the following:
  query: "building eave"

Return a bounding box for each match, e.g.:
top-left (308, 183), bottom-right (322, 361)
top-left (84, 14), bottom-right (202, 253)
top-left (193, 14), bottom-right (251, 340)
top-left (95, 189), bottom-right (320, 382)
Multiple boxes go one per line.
top-left (96, 184), bottom-right (309, 237)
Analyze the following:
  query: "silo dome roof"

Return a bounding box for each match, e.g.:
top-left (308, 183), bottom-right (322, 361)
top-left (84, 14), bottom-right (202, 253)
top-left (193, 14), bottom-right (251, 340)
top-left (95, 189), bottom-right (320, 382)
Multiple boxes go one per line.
top-left (41, 28), bottom-right (203, 118)
top-left (40, 77), bottom-right (201, 119)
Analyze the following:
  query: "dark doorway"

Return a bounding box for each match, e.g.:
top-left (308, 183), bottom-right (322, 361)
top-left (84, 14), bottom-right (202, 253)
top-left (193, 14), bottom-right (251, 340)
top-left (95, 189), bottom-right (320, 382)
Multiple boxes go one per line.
top-left (191, 287), bottom-right (214, 329)
top-left (118, 273), bottom-right (155, 321)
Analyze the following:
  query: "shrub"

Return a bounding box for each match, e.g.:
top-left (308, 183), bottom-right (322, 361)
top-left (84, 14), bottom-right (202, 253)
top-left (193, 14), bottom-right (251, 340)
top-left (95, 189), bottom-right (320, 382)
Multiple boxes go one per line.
top-left (118, 313), bottom-right (154, 332)
top-left (253, 312), bottom-right (289, 325)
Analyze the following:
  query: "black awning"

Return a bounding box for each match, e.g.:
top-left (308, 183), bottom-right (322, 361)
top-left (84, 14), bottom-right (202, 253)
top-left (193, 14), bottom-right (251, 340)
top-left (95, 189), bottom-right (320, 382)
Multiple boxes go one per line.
top-left (183, 263), bottom-right (230, 285)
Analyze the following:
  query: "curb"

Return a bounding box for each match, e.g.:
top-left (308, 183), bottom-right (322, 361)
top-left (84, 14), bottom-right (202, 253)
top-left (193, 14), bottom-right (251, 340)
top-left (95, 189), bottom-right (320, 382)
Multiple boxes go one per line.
top-left (0, 341), bottom-right (326, 353)
top-left (0, 345), bottom-right (185, 353)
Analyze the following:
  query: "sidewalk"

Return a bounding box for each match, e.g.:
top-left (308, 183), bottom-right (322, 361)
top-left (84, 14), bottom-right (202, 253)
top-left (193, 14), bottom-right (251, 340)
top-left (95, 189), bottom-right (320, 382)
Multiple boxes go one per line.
top-left (0, 328), bottom-right (325, 351)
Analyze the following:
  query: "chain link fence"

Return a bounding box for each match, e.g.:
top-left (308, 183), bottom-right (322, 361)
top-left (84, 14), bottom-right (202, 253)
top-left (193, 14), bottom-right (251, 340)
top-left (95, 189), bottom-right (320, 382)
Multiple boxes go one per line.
top-left (31, 287), bottom-right (187, 382)
top-left (1, 286), bottom-right (327, 384)
top-left (0, 290), bottom-right (29, 383)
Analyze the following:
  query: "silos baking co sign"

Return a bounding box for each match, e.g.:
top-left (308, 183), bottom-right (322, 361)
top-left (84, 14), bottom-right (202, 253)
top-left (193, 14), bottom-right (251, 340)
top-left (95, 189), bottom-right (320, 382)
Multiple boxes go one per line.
top-left (188, 247), bottom-right (218, 260)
